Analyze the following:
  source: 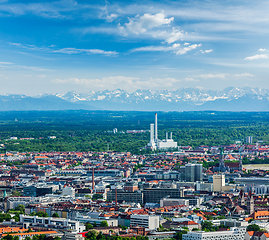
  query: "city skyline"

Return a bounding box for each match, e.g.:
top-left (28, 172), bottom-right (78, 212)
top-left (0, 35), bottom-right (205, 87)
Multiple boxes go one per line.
top-left (0, 0), bottom-right (269, 95)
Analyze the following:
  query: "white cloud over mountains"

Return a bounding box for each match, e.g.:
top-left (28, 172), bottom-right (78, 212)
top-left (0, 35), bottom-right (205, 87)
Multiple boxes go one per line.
top-left (235, 73), bottom-right (254, 77)
top-left (196, 73), bottom-right (226, 79)
top-left (52, 76), bottom-right (182, 92)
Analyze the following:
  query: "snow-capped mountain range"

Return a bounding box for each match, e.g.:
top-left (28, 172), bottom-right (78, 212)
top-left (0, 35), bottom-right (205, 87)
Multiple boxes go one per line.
top-left (1, 87), bottom-right (269, 111)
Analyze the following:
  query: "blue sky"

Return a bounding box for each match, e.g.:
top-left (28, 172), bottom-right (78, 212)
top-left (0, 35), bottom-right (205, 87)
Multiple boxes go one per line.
top-left (0, 0), bottom-right (269, 95)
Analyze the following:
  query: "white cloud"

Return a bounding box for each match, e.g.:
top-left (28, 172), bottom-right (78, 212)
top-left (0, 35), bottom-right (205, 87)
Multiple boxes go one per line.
top-left (259, 48), bottom-right (266, 52)
top-left (175, 43), bottom-right (202, 55)
top-left (184, 77), bottom-right (199, 82)
top-left (100, 4), bottom-right (118, 22)
top-left (122, 13), bottom-right (174, 35)
top-left (17, 65), bottom-right (52, 72)
top-left (38, 74), bottom-right (46, 78)
top-left (52, 76), bottom-right (181, 92)
top-left (0, 0), bottom-right (88, 19)
top-left (235, 73), bottom-right (254, 77)
top-left (131, 43), bottom-right (201, 55)
top-left (0, 61), bottom-right (13, 65)
top-left (117, 13), bottom-right (186, 43)
top-left (131, 45), bottom-right (173, 52)
top-left (9, 42), bottom-right (45, 51)
top-left (245, 54), bottom-right (268, 60)
top-left (196, 73), bottom-right (226, 79)
top-left (200, 49), bottom-right (213, 54)
top-left (105, 13), bottom-right (118, 22)
top-left (165, 28), bottom-right (185, 43)
top-left (53, 47), bottom-right (118, 55)
top-left (9, 42), bottom-right (118, 56)
top-left (0, 61), bottom-right (51, 71)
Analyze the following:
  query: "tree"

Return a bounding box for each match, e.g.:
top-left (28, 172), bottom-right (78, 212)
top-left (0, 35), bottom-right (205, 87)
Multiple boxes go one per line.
top-left (201, 221), bottom-right (215, 232)
top-left (118, 225), bottom-right (127, 230)
top-left (52, 213), bottom-right (59, 218)
top-left (30, 211), bottom-right (36, 216)
top-left (92, 194), bottom-right (103, 200)
top-left (158, 224), bottom-right (165, 232)
top-left (36, 211), bottom-right (49, 217)
top-left (96, 232), bottom-right (105, 240)
top-left (174, 230), bottom-right (187, 240)
top-left (247, 224), bottom-right (261, 232)
top-left (5, 214), bottom-right (11, 221)
top-left (2, 235), bottom-right (14, 240)
top-left (86, 230), bottom-right (99, 239)
top-left (100, 221), bottom-right (108, 227)
top-left (14, 204), bottom-right (25, 214)
top-left (85, 223), bottom-right (93, 230)
top-left (205, 215), bottom-right (213, 220)
top-left (27, 228), bottom-right (33, 233)
top-left (11, 190), bottom-right (20, 197)
top-left (53, 237), bottom-right (61, 240)
top-left (12, 214), bottom-right (19, 222)
top-left (248, 218), bottom-right (254, 223)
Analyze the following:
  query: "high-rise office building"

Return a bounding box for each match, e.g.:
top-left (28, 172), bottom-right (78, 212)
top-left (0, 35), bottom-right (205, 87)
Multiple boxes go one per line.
top-left (246, 136), bottom-right (253, 144)
top-left (180, 164), bottom-right (202, 182)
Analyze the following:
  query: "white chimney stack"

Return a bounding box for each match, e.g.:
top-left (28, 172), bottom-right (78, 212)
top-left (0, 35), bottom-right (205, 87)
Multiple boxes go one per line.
top-left (155, 113), bottom-right (158, 141)
top-left (150, 123), bottom-right (154, 143)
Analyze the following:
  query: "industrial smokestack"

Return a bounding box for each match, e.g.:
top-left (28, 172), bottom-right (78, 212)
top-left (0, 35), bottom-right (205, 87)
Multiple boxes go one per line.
top-left (115, 188), bottom-right (117, 206)
top-left (155, 113), bottom-right (158, 141)
top-left (92, 167), bottom-right (94, 191)
top-left (150, 123), bottom-right (154, 143)
top-left (166, 132), bottom-right (168, 140)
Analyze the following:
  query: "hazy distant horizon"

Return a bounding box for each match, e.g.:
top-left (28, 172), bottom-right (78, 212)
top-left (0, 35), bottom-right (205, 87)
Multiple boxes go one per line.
top-left (0, 0), bottom-right (269, 95)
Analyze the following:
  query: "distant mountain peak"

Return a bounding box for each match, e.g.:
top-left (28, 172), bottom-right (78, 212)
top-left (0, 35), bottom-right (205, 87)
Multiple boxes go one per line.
top-left (1, 87), bottom-right (269, 111)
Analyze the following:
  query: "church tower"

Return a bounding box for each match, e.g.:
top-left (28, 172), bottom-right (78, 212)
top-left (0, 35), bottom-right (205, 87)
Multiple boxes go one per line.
top-left (238, 189), bottom-right (245, 206)
top-left (247, 190), bottom-right (254, 214)
top-left (239, 148), bottom-right (243, 172)
top-left (227, 196), bottom-right (234, 209)
top-left (219, 148), bottom-right (225, 172)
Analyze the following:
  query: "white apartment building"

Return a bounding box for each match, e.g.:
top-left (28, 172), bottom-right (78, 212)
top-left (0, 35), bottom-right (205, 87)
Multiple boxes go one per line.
top-left (130, 215), bottom-right (159, 230)
top-left (182, 227), bottom-right (246, 240)
top-left (160, 198), bottom-right (189, 207)
top-left (5, 196), bottom-right (42, 210)
top-left (62, 187), bottom-right (75, 198)
top-left (75, 213), bottom-right (118, 227)
top-left (20, 215), bottom-right (85, 233)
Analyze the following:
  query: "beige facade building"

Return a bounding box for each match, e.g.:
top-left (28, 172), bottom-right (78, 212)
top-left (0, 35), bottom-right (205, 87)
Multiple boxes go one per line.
top-left (213, 174), bottom-right (243, 192)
